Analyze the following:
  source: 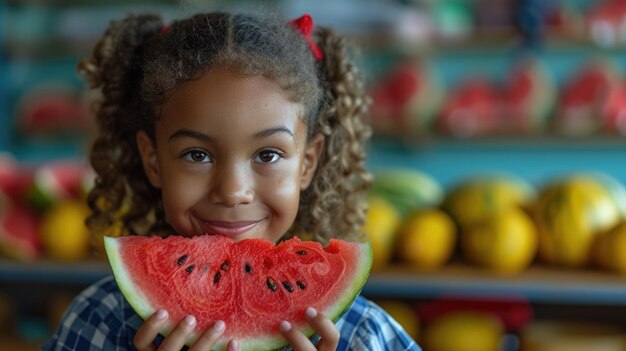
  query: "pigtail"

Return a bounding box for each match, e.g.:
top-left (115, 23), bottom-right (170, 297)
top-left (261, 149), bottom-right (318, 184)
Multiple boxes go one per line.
top-left (295, 27), bottom-right (373, 243)
top-left (78, 14), bottom-right (166, 254)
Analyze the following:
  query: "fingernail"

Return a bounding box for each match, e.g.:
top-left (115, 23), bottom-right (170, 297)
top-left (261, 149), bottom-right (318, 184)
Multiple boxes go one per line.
top-left (279, 320), bottom-right (292, 332)
top-left (184, 315), bottom-right (196, 327)
top-left (156, 309), bottom-right (168, 320)
top-left (214, 320), bottom-right (225, 332)
top-left (228, 339), bottom-right (239, 351)
top-left (306, 307), bottom-right (318, 319)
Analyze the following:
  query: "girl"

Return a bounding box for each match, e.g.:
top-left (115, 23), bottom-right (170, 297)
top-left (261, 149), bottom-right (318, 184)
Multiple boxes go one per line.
top-left (44, 11), bottom-right (420, 351)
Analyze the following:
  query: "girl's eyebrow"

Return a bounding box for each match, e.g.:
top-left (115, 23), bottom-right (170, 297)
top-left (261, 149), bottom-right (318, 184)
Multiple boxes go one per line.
top-left (253, 127), bottom-right (295, 140)
top-left (168, 129), bottom-right (212, 142)
top-left (168, 127), bottom-right (295, 142)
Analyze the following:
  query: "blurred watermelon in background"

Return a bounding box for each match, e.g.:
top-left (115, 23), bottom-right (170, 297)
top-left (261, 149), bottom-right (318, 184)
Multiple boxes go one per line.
top-left (437, 77), bottom-right (501, 138)
top-left (555, 58), bottom-right (621, 137)
top-left (368, 59), bottom-right (444, 136)
top-left (370, 168), bottom-right (444, 219)
top-left (0, 156), bottom-right (94, 263)
top-left (15, 84), bottom-right (90, 138)
top-left (501, 58), bottom-right (556, 134)
top-left (27, 160), bottom-right (90, 212)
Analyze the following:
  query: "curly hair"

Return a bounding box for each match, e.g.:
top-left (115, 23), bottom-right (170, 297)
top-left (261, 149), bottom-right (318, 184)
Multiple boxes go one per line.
top-left (78, 12), bottom-right (372, 249)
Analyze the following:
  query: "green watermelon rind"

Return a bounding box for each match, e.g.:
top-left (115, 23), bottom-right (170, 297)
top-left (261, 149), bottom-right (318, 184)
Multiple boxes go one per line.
top-left (370, 169), bottom-right (443, 218)
top-left (104, 236), bottom-right (373, 351)
top-left (104, 237), bottom-right (154, 322)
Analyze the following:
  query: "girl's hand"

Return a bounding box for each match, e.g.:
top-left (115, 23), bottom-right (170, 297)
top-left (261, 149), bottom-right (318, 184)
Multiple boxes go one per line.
top-left (133, 309), bottom-right (239, 351)
top-left (279, 307), bottom-right (340, 351)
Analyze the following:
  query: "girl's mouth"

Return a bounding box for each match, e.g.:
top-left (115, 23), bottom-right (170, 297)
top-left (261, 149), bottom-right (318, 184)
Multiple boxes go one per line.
top-left (201, 220), bottom-right (261, 238)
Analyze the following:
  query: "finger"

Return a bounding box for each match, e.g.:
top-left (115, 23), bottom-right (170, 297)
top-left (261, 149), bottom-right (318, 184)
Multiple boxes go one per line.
top-left (305, 307), bottom-right (340, 351)
top-left (226, 339), bottom-right (239, 351)
top-left (188, 320), bottom-right (226, 351)
top-left (134, 309), bottom-right (169, 351)
top-left (158, 315), bottom-right (197, 350)
top-left (279, 320), bottom-right (315, 351)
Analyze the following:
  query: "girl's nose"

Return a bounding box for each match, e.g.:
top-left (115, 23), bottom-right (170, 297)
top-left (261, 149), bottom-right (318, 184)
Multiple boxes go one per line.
top-left (208, 164), bottom-right (254, 207)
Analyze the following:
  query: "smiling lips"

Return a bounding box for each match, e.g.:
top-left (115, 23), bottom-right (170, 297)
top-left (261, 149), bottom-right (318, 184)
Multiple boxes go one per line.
top-left (201, 220), bottom-right (261, 238)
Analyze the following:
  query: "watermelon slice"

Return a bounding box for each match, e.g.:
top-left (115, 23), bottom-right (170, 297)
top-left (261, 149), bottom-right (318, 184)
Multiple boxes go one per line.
top-left (27, 160), bottom-right (88, 211)
top-left (104, 235), bottom-right (372, 350)
top-left (0, 206), bottom-right (41, 261)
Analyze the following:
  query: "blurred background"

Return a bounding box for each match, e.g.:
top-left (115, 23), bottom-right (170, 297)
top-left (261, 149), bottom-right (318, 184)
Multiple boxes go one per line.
top-left (4, 0), bottom-right (626, 350)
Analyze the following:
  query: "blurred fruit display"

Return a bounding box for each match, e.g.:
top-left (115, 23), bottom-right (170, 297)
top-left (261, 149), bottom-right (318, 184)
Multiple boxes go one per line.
top-left (437, 77), bottom-right (501, 138)
top-left (27, 160), bottom-right (89, 212)
top-left (0, 156), bottom-right (95, 263)
top-left (521, 321), bottom-right (626, 351)
top-left (461, 207), bottom-right (538, 274)
top-left (365, 52), bottom-right (626, 139)
top-left (532, 173), bottom-right (626, 267)
top-left (15, 84), bottom-right (90, 138)
top-left (501, 58), bottom-right (556, 134)
top-left (394, 208), bottom-right (456, 271)
top-left (6, 1), bottom-right (626, 348)
top-left (554, 59), bottom-right (622, 137)
top-left (591, 221), bottom-right (626, 275)
top-left (586, 0), bottom-right (626, 48)
top-left (422, 311), bottom-right (505, 351)
top-left (40, 200), bottom-right (91, 262)
top-left (0, 153), bottom-right (32, 211)
top-left (361, 168), bottom-right (626, 276)
top-left (376, 300), bottom-right (421, 341)
top-left (602, 82), bottom-right (626, 135)
top-left (444, 173), bottom-right (536, 230)
top-left (363, 196), bottom-right (402, 271)
top-left (370, 169), bottom-right (443, 219)
top-left (0, 206), bottom-right (42, 262)
top-left (364, 169), bottom-right (444, 271)
top-left (368, 59), bottom-right (443, 136)
top-left (420, 297), bottom-right (533, 333)
top-left (365, 56), bottom-right (528, 137)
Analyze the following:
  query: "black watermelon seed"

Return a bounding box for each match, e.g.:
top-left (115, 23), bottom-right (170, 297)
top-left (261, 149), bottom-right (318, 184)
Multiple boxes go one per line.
top-left (185, 265), bottom-right (195, 273)
top-left (296, 281), bottom-right (306, 290)
top-left (296, 250), bottom-right (307, 255)
top-left (282, 281), bottom-right (294, 293)
top-left (266, 278), bottom-right (277, 292)
top-left (245, 263), bottom-right (252, 273)
top-left (177, 255), bottom-right (188, 266)
top-left (213, 271), bottom-right (221, 284)
top-left (221, 261), bottom-right (230, 271)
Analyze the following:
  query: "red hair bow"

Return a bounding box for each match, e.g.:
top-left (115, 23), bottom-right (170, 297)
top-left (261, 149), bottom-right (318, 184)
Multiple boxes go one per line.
top-left (289, 14), bottom-right (323, 61)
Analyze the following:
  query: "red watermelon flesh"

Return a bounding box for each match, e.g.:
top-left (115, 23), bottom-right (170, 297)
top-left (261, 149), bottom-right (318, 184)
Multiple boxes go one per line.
top-left (557, 62), bottom-right (619, 135)
top-left (502, 59), bottom-right (555, 133)
top-left (438, 79), bottom-right (501, 137)
top-left (104, 235), bottom-right (372, 350)
top-left (0, 206), bottom-right (41, 261)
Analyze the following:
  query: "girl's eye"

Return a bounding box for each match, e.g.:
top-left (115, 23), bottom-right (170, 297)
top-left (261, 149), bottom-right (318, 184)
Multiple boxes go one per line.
top-left (255, 150), bottom-right (281, 164)
top-left (183, 150), bottom-right (211, 163)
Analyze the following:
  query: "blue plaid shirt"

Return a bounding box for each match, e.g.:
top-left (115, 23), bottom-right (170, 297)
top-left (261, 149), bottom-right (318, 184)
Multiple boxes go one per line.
top-left (43, 276), bottom-right (420, 351)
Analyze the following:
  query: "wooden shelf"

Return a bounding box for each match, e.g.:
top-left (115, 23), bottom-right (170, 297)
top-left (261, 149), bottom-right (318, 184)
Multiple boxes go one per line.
top-left (0, 259), bottom-right (110, 284)
top-left (366, 264), bottom-right (626, 305)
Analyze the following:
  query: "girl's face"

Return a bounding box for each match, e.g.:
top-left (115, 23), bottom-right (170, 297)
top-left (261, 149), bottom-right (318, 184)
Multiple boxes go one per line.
top-left (137, 66), bottom-right (323, 242)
